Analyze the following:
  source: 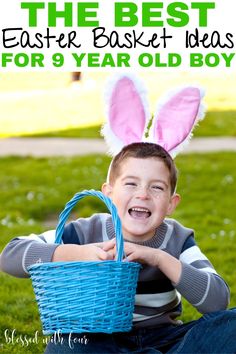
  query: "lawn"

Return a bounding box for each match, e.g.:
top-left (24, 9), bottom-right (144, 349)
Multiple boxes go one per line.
top-left (0, 72), bottom-right (236, 138)
top-left (18, 110), bottom-right (236, 139)
top-left (0, 152), bottom-right (235, 353)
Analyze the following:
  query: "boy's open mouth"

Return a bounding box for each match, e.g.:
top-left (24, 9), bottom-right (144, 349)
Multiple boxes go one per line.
top-left (128, 207), bottom-right (151, 219)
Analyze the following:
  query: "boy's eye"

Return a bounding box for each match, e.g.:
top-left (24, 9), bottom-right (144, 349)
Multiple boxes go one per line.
top-left (125, 182), bottom-right (137, 187)
top-left (152, 185), bottom-right (164, 191)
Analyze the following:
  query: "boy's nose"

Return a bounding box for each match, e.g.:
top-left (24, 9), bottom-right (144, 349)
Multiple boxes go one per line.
top-left (135, 186), bottom-right (150, 199)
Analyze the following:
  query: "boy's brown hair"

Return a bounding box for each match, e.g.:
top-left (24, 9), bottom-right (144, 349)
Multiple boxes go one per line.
top-left (108, 142), bottom-right (178, 195)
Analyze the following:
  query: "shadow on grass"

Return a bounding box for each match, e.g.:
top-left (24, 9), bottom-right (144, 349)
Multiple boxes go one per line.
top-left (196, 110), bottom-right (236, 137)
top-left (19, 125), bottom-right (102, 139)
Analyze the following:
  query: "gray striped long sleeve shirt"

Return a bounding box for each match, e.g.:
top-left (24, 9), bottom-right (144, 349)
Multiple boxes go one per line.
top-left (0, 214), bottom-right (230, 328)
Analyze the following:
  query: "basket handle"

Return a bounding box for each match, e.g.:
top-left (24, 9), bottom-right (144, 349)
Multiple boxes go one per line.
top-left (55, 189), bottom-right (124, 262)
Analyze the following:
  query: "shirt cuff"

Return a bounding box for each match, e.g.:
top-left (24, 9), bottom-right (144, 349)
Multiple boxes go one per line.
top-left (23, 242), bottom-right (59, 273)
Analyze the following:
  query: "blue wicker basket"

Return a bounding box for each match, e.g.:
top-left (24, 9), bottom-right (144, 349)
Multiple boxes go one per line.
top-left (28, 190), bottom-right (141, 335)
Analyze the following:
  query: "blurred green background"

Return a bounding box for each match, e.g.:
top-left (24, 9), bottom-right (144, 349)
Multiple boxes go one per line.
top-left (1, 71), bottom-right (236, 138)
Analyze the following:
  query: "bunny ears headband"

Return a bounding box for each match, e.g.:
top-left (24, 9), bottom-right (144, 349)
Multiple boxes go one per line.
top-left (101, 74), bottom-right (205, 158)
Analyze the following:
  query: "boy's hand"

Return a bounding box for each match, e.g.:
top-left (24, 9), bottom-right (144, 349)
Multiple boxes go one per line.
top-left (123, 242), bottom-right (160, 267)
top-left (52, 240), bottom-right (116, 262)
top-left (103, 240), bottom-right (161, 266)
top-left (123, 242), bottom-right (182, 284)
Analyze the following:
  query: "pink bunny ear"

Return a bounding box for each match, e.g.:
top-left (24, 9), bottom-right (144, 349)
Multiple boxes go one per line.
top-left (101, 74), bottom-right (150, 156)
top-left (149, 86), bottom-right (205, 157)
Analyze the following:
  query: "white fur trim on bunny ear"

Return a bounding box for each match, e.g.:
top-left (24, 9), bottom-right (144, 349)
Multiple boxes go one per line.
top-left (148, 86), bottom-right (205, 158)
top-left (101, 73), bottom-right (150, 156)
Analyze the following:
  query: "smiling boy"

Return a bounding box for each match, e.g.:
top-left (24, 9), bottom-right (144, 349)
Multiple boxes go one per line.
top-left (103, 152), bottom-right (180, 242)
top-left (1, 142), bottom-right (236, 354)
top-left (101, 143), bottom-right (182, 285)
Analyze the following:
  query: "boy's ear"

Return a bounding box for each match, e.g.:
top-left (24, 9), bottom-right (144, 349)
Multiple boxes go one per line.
top-left (101, 183), bottom-right (113, 197)
top-left (167, 193), bottom-right (181, 215)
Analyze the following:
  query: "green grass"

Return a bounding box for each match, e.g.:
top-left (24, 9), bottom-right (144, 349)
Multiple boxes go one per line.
top-left (18, 110), bottom-right (236, 138)
top-left (20, 125), bottom-right (102, 139)
top-left (195, 110), bottom-right (236, 137)
top-left (1, 72), bottom-right (236, 138)
top-left (0, 152), bottom-right (236, 353)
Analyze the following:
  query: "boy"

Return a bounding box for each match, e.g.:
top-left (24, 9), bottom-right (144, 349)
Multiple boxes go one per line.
top-left (1, 142), bottom-right (236, 354)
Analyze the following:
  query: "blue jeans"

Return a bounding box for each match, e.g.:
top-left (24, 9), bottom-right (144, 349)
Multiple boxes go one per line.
top-left (44, 308), bottom-right (236, 353)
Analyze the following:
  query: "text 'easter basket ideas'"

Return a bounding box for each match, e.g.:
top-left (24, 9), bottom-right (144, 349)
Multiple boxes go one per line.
top-left (28, 190), bottom-right (141, 335)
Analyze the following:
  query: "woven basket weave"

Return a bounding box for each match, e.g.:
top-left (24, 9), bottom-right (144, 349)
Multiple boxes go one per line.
top-left (28, 190), bottom-right (141, 335)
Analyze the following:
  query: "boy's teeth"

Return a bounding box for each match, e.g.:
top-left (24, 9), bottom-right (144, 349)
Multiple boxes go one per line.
top-left (129, 207), bottom-right (151, 218)
top-left (131, 207), bottom-right (149, 212)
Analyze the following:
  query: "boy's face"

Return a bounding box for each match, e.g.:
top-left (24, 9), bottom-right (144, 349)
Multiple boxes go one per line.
top-left (102, 157), bottom-right (180, 242)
